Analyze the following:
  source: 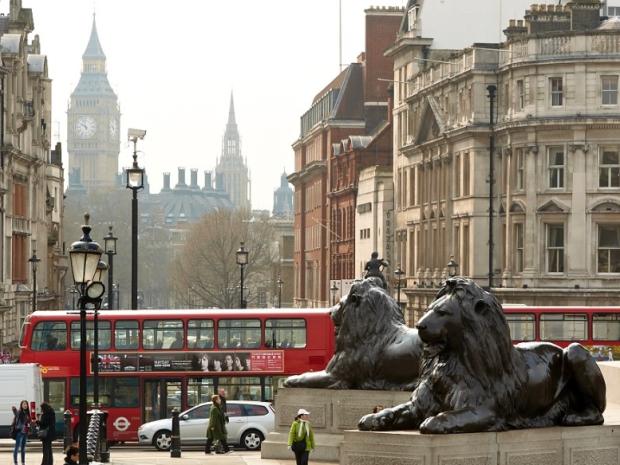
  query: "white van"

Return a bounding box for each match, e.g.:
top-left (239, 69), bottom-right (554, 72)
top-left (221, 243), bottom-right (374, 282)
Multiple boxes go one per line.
top-left (0, 364), bottom-right (43, 438)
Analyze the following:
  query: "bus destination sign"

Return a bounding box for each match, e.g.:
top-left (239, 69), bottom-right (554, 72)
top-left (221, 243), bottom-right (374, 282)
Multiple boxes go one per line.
top-left (94, 351), bottom-right (284, 374)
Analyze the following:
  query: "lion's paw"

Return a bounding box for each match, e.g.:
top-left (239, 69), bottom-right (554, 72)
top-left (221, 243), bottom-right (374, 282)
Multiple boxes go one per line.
top-left (358, 410), bottom-right (394, 431)
top-left (419, 415), bottom-right (448, 434)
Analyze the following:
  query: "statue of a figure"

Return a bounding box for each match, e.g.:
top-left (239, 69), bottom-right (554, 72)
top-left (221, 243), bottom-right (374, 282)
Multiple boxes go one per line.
top-left (364, 252), bottom-right (389, 289)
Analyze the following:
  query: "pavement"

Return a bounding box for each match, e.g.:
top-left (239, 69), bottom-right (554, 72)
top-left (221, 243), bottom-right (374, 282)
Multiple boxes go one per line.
top-left (0, 442), bottom-right (330, 465)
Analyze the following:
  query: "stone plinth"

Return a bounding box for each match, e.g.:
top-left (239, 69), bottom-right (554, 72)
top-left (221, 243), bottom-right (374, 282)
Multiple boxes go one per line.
top-left (262, 388), bottom-right (411, 462)
top-left (340, 423), bottom-right (620, 465)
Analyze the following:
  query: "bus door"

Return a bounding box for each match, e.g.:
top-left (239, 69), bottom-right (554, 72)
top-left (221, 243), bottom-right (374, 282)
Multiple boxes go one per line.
top-left (43, 379), bottom-right (66, 434)
top-left (142, 378), bottom-right (182, 423)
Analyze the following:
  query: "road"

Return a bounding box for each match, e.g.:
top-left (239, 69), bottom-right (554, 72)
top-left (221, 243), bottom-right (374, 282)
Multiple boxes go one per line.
top-left (0, 441), bottom-right (301, 465)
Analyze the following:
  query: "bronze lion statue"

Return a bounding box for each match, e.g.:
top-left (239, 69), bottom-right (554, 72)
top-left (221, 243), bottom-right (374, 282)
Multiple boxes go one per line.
top-left (359, 278), bottom-right (606, 433)
top-left (284, 278), bottom-right (422, 390)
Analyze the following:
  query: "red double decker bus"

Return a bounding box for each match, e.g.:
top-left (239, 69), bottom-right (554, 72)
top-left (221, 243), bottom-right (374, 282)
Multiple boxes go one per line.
top-left (19, 308), bottom-right (334, 442)
top-left (503, 305), bottom-right (620, 359)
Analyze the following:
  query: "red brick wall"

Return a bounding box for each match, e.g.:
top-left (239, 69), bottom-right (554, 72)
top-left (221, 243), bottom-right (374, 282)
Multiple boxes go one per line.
top-left (364, 10), bottom-right (402, 103)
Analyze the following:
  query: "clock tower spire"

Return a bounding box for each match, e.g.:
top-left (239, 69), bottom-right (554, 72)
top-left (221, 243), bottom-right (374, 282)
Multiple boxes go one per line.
top-left (67, 14), bottom-right (120, 191)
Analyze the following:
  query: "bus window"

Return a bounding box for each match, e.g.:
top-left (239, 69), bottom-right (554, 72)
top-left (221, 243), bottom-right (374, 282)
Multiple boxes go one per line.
top-left (70, 377), bottom-right (138, 408)
top-left (70, 321), bottom-right (111, 350)
top-left (265, 319), bottom-right (306, 348)
top-left (143, 320), bottom-right (183, 350)
top-left (187, 378), bottom-right (215, 408)
top-left (187, 320), bottom-right (214, 349)
top-left (219, 377), bottom-right (262, 401)
top-left (540, 313), bottom-right (587, 341)
top-left (593, 313), bottom-right (620, 341)
top-left (505, 314), bottom-right (535, 341)
top-left (31, 321), bottom-right (67, 351)
top-left (217, 320), bottom-right (261, 348)
top-left (114, 320), bottom-right (139, 350)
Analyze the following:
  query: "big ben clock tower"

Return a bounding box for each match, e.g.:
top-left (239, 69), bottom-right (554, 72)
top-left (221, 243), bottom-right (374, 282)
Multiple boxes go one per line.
top-left (67, 15), bottom-right (120, 190)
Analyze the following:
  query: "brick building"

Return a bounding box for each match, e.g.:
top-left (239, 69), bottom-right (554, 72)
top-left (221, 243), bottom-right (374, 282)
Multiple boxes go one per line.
top-left (290, 6), bottom-right (402, 307)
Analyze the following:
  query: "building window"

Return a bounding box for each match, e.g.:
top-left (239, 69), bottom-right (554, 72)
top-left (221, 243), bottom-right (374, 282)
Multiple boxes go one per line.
top-left (548, 147), bottom-right (565, 189)
top-left (514, 223), bottom-right (524, 273)
top-left (409, 168), bottom-right (416, 206)
top-left (517, 80), bottom-right (525, 110)
top-left (515, 148), bottom-right (525, 190)
top-left (546, 224), bottom-right (565, 273)
top-left (598, 224), bottom-right (620, 273)
top-left (602, 76), bottom-right (618, 105)
top-left (599, 149), bottom-right (620, 188)
top-left (609, 6), bottom-right (620, 15)
top-left (462, 152), bottom-right (470, 196)
top-left (550, 77), bottom-right (563, 107)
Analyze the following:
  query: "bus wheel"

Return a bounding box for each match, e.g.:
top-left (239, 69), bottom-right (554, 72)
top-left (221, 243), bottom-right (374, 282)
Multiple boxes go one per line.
top-left (241, 429), bottom-right (264, 450)
top-left (153, 430), bottom-right (172, 451)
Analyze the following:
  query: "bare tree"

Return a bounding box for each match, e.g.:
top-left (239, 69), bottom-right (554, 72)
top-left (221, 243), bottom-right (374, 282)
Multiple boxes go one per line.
top-left (171, 209), bottom-right (277, 309)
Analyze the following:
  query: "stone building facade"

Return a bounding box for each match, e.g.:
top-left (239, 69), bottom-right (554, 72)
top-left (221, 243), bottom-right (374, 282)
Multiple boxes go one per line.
top-left (0, 0), bottom-right (66, 358)
top-left (290, 6), bottom-right (402, 307)
top-left (390, 0), bottom-right (620, 323)
top-left (354, 166), bottom-right (394, 287)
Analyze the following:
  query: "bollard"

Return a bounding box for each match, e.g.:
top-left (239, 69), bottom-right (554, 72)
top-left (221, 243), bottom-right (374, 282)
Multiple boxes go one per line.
top-left (170, 408), bottom-right (181, 458)
top-left (63, 410), bottom-right (73, 451)
top-left (99, 410), bottom-right (110, 463)
top-left (86, 409), bottom-right (101, 462)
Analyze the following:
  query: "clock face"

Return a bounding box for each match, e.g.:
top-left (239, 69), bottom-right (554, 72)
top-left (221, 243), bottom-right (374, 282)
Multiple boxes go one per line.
top-left (75, 116), bottom-right (96, 139)
top-left (109, 119), bottom-right (117, 137)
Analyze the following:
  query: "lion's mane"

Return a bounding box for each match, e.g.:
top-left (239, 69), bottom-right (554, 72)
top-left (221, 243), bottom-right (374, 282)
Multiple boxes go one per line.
top-left (420, 278), bottom-right (527, 425)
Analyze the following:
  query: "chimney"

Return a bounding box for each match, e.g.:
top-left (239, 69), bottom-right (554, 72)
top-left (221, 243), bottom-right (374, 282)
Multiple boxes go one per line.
top-left (216, 172), bottom-right (224, 190)
top-left (163, 172), bottom-right (171, 191)
top-left (190, 169), bottom-right (199, 189)
top-left (203, 171), bottom-right (212, 191)
top-left (176, 167), bottom-right (186, 188)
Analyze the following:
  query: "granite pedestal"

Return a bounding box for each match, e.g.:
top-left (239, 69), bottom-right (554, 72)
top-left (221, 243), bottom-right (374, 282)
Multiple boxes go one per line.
top-left (261, 388), bottom-right (411, 462)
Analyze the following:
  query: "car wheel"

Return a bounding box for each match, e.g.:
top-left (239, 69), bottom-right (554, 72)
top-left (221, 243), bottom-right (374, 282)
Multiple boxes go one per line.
top-left (241, 429), bottom-right (264, 450)
top-left (153, 430), bottom-right (172, 451)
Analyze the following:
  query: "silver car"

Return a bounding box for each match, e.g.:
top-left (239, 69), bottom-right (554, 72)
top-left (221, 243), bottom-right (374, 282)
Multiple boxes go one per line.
top-left (137, 400), bottom-right (274, 451)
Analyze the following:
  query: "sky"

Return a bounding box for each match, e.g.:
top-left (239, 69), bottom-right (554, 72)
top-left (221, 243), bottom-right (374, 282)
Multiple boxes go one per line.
top-left (15, 0), bottom-right (533, 211)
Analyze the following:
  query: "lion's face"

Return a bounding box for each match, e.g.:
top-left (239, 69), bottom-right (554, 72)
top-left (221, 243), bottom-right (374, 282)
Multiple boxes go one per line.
top-left (415, 294), bottom-right (463, 348)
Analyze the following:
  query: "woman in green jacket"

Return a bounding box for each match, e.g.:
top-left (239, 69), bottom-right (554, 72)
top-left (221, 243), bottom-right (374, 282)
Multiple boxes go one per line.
top-left (287, 408), bottom-right (315, 465)
top-left (205, 395), bottom-right (230, 454)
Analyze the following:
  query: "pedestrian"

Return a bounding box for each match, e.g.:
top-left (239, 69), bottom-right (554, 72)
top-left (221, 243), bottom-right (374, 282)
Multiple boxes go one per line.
top-left (218, 388), bottom-right (229, 423)
top-left (11, 400), bottom-right (31, 465)
top-left (37, 402), bottom-right (56, 465)
top-left (287, 408), bottom-right (315, 465)
top-left (372, 405), bottom-right (384, 414)
top-left (63, 446), bottom-right (79, 465)
top-left (204, 394), bottom-right (230, 454)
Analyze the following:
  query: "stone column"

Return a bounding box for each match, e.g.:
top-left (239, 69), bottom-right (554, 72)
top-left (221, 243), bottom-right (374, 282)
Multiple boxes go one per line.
top-left (503, 147), bottom-right (513, 286)
top-left (522, 144), bottom-right (538, 281)
top-left (568, 144), bottom-right (588, 275)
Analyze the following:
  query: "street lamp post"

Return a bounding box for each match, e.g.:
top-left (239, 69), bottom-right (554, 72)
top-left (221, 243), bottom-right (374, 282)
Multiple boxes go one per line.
top-left (28, 251), bottom-right (41, 312)
top-left (394, 265), bottom-right (405, 309)
top-left (91, 260), bottom-right (108, 408)
top-left (104, 226), bottom-right (117, 310)
top-left (236, 242), bottom-right (249, 309)
top-left (126, 128), bottom-right (146, 310)
top-left (68, 214), bottom-right (104, 465)
top-left (447, 255), bottom-right (459, 278)
top-left (276, 276), bottom-right (283, 308)
top-left (330, 282), bottom-right (339, 305)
